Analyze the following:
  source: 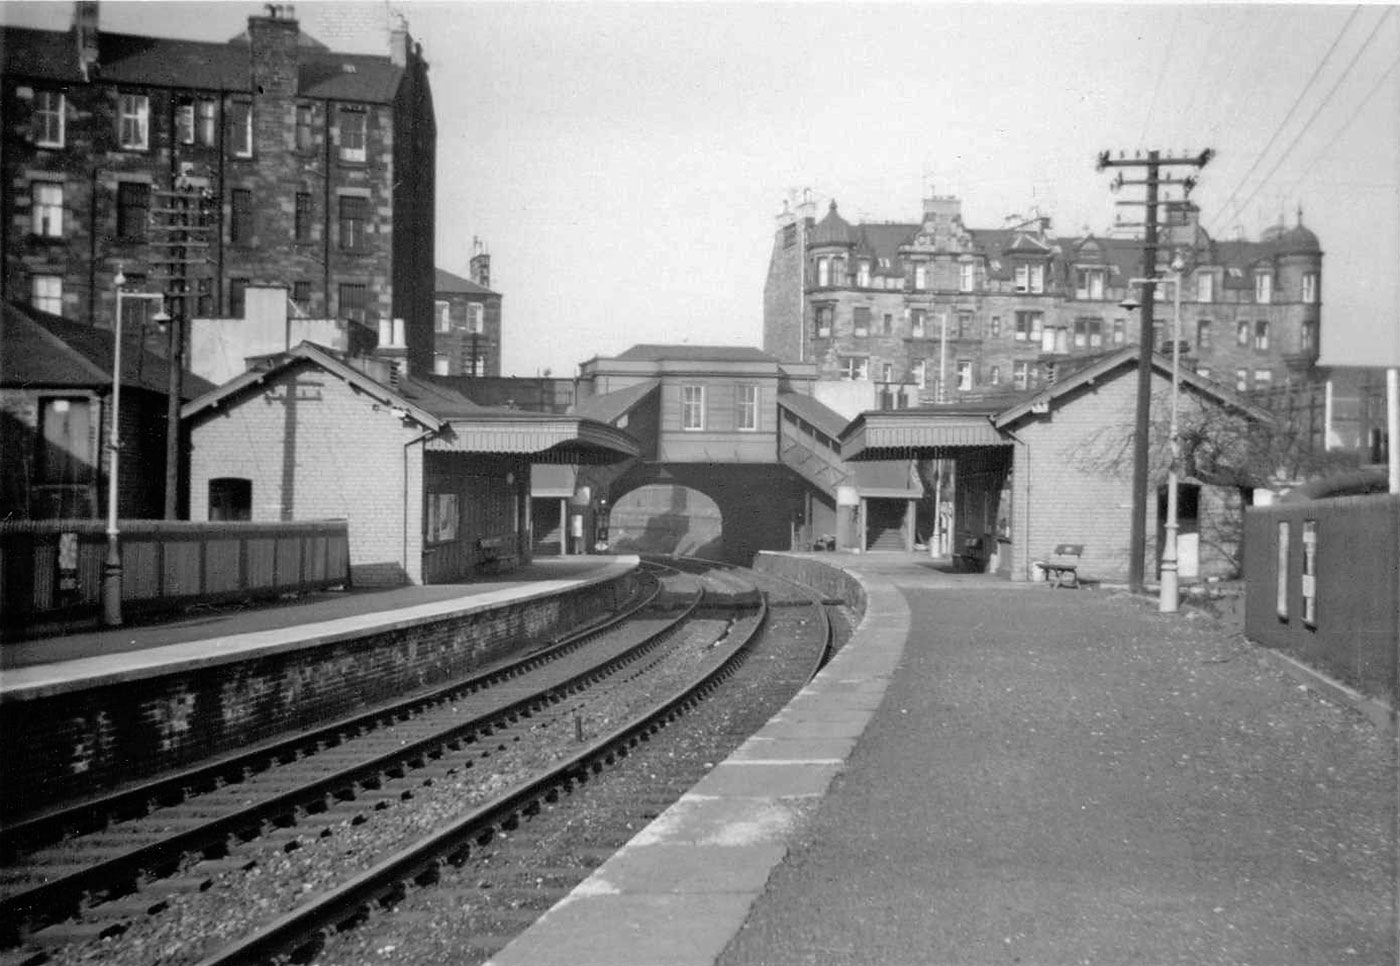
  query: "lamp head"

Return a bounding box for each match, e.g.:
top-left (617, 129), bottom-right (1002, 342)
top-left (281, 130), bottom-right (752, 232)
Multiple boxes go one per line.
top-left (114, 271), bottom-right (126, 288)
top-left (1119, 295), bottom-right (1141, 313)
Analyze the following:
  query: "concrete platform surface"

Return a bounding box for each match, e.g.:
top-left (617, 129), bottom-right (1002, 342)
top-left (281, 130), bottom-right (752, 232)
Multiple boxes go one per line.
top-left (0, 556), bottom-right (636, 696)
top-left (485, 553), bottom-right (1397, 966)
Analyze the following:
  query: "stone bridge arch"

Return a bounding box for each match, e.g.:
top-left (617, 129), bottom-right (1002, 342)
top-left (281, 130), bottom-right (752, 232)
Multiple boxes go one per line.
top-left (598, 461), bottom-right (809, 565)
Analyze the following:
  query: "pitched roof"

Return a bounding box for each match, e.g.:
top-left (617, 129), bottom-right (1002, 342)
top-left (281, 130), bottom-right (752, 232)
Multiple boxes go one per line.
top-left (776, 392), bottom-right (850, 439)
top-left (434, 268), bottom-right (498, 298)
top-left (613, 344), bottom-right (780, 364)
top-left (573, 379), bottom-right (659, 424)
top-left (184, 342), bottom-right (443, 428)
top-left (2, 301), bottom-right (214, 398)
top-left (993, 345), bottom-right (1273, 428)
top-left (183, 342), bottom-right (639, 463)
top-left (0, 25), bottom-right (404, 103)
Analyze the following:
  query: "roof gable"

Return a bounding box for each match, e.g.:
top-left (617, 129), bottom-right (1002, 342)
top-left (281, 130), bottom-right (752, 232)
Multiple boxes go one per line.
top-left (434, 268), bottom-right (498, 297)
top-left (182, 342), bottom-right (442, 428)
top-left (993, 346), bottom-right (1273, 428)
top-left (2, 301), bottom-right (214, 398)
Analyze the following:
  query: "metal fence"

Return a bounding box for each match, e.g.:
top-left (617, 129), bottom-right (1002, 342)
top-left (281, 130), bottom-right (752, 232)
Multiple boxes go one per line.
top-left (1243, 493), bottom-right (1399, 705)
top-left (1, 519), bottom-right (350, 635)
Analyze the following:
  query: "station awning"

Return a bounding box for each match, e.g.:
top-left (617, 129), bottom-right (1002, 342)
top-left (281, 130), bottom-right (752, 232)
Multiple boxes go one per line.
top-left (841, 409), bottom-right (1010, 461)
top-left (427, 415), bottom-right (640, 464)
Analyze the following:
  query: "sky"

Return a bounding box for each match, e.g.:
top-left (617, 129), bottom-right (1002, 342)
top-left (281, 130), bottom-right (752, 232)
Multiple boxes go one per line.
top-left (5, 0), bottom-right (1399, 375)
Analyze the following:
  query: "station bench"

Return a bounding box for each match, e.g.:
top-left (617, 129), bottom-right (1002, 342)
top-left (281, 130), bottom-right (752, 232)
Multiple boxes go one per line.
top-left (475, 535), bottom-right (519, 574)
top-left (1035, 544), bottom-right (1084, 588)
top-left (952, 537), bottom-right (985, 573)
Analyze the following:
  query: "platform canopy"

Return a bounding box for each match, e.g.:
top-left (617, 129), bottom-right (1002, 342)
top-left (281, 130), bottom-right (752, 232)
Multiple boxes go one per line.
top-left (427, 414), bottom-right (640, 464)
top-left (840, 406), bottom-right (1011, 461)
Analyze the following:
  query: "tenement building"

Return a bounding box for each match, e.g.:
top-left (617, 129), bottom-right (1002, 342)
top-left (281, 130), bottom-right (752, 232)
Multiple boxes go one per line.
top-left (763, 192), bottom-right (1322, 403)
top-left (432, 238), bottom-right (502, 377)
top-left (1, 1), bottom-right (437, 372)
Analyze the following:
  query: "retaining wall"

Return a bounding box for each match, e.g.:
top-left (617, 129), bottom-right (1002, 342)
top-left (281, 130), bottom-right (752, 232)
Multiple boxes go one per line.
top-left (753, 551), bottom-right (867, 614)
top-left (1243, 493), bottom-right (1399, 706)
top-left (0, 572), bottom-right (635, 822)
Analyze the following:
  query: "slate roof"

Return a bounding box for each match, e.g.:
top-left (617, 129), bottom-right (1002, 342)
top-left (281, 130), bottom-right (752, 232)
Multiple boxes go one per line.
top-left (775, 392), bottom-right (849, 439)
top-left (613, 345), bottom-right (780, 364)
top-left (810, 201), bottom-right (857, 247)
top-left (2, 301), bottom-right (215, 398)
top-left (571, 379), bottom-right (656, 425)
top-left (434, 268), bottom-right (498, 298)
top-left (0, 25), bottom-right (404, 103)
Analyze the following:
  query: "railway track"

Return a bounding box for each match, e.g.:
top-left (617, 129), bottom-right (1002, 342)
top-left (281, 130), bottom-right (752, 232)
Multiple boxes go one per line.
top-left (2, 558), bottom-right (841, 966)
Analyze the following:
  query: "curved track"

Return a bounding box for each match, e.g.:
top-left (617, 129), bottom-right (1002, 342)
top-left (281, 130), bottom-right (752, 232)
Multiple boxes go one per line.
top-left (5, 558), bottom-right (840, 966)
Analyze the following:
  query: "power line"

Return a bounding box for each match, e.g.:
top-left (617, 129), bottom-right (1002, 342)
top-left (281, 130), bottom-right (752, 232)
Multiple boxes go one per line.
top-left (1140, 9), bottom-right (1182, 146)
top-left (1206, 5), bottom-right (1362, 233)
top-left (1283, 54), bottom-right (1400, 200)
top-left (1219, 5), bottom-right (1395, 231)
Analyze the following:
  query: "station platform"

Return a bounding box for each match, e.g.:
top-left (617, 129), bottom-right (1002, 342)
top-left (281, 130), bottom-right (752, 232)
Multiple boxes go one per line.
top-left (484, 552), bottom-right (1397, 966)
top-left (0, 555), bottom-right (637, 699)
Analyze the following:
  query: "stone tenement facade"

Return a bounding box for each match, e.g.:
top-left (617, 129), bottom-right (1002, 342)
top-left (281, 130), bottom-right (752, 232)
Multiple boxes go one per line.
top-left (433, 239), bottom-right (503, 377)
top-left (1, 2), bottom-right (438, 373)
top-left (763, 192), bottom-right (1322, 403)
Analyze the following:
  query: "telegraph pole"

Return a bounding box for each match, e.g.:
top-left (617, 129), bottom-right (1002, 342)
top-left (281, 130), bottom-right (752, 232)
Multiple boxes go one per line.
top-left (1096, 149), bottom-right (1212, 593)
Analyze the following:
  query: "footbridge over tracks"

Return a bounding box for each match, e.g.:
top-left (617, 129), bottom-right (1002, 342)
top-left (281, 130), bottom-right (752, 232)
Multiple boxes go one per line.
top-left (519, 346), bottom-right (926, 564)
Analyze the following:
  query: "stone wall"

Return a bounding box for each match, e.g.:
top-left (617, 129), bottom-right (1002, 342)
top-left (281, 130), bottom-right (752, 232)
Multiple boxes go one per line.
top-left (1, 572), bottom-right (635, 821)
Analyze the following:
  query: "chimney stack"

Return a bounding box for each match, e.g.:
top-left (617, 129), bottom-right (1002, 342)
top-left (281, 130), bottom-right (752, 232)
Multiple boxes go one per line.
top-left (470, 237), bottom-right (491, 289)
top-left (248, 4), bottom-right (300, 97)
top-left (389, 12), bottom-right (410, 67)
top-left (73, 1), bottom-right (99, 80)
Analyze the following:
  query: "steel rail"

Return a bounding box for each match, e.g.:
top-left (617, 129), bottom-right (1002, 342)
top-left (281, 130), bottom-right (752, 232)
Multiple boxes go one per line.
top-left (2, 570), bottom-right (659, 862)
top-left (1, 567), bottom-right (681, 943)
top-left (190, 568), bottom-right (769, 966)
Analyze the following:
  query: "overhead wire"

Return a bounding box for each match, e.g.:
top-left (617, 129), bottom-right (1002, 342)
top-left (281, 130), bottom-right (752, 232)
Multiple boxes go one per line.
top-left (1218, 5), bottom-right (1395, 232)
top-left (1139, 8), bottom-right (1182, 147)
top-left (1282, 54), bottom-right (1400, 200)
top-left (1206, 5), bottom-right (1364, 232)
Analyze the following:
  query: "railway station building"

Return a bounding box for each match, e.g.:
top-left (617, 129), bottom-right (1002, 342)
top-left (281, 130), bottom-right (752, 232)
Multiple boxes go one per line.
top-left (842, 345), bottom-right (1273, 583)
top-left (182, 342), bottom-right (637, 587)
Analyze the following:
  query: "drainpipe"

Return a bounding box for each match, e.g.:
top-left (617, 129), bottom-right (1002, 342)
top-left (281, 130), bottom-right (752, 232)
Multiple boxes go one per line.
top-left (403, 424), bottom-right (437, 583)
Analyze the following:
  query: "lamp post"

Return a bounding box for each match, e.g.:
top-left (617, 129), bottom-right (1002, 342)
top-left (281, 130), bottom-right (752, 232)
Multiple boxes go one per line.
top-left (1124, 254), bottom-right (1186, 613)
top-left (103, 272), bottom-right (170, 627)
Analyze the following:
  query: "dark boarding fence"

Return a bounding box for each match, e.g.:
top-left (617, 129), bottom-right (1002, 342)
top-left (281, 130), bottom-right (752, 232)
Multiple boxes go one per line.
top-left (0, 519), bottom-right (350, 637)
top-left (1243, 493), bottom-right (1399, 706)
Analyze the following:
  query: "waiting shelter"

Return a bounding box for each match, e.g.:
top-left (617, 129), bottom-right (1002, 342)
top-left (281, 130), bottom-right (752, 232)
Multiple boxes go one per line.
top-left (841, 346), bottom-right (1273, 582)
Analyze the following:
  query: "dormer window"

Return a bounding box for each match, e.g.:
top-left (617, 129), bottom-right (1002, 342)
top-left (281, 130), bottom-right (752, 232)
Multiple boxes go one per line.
top-left (959, 261), bottom-right (976, 293)
top-left (1254, 271), bottom-right (1272, 304)
top-left (857, 261), bottom-right (871, 288)
top-left (1014, 263), bottom-right (1045, 294)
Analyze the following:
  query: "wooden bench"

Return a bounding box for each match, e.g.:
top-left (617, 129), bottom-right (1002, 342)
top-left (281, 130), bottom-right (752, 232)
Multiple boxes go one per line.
top-left (952, 537), bottom-right (985, 573)
top-left (1035, 544), bottom-right (1084, 588)
top-left (475, 535), bottom-right (519, 573)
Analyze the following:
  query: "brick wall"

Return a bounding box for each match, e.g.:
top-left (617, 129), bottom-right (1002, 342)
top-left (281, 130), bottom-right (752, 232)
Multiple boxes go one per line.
top-left (187, 363), bottom-right (424, 586)
top-left (0, 573), bottom-right (635, 821)
top-left (1010, 369), bottom-right (1250, 583)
